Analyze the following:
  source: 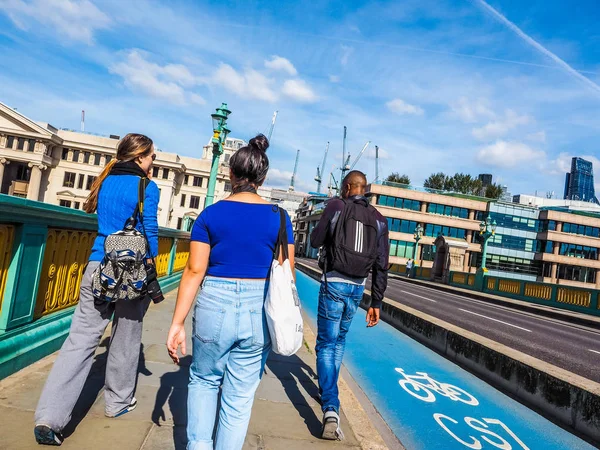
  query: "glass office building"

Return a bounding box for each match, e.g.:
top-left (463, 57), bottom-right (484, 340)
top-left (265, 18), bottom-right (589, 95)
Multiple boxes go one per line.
top-left (564, 157), bottom-right (598, 203)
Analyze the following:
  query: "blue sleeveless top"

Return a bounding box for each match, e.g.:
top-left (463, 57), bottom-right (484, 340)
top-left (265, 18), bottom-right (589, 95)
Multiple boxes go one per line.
top-left (191, 200), bottom-right (294, 279)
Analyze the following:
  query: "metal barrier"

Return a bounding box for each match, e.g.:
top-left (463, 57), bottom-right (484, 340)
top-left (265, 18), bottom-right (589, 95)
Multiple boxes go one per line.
top-left (446, 269), bottom-right (600, 317)
top-left (0, 193), bottom-right (190, 379)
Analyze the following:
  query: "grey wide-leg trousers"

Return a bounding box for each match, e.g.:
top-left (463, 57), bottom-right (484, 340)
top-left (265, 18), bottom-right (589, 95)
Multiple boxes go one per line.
top-left (34, 261), bottom-right (150, 431)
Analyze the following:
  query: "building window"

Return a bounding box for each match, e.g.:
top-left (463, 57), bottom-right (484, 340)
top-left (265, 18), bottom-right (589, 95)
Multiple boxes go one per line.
top-left (74, 201), bottom-right (81, 209)
top-left (63, 172), bottom-right (76, 188)
top-left (427, 203), bottom-right (469, 219)
top-left (94, 153), bottom-right (101, 165)
top-left (377, 195), bottom-right (421, 211)
top-left (59, 200), bottom-right (72, 208)
top-left (83, 151), bottom-right (91, 164)
top-left (152, 167), bottom-right (159, 178)
top-left (6, 136), bottom-right (15, 149)
top-left (224, 154), bottom-right (231, 163)
top-left (105, 155), bottom-right (112, 164)
top-left (184, 175), bottom-right (189, 185)
top-left (77, 174), bottom-right (85, 189)
top-left (177, 218), bottom-right (183, 229)
top-left (162, 168), bottom-right (169, 179)
top-left (389, 240), bottom-right (415, 258)
top-left (190, 195), bottom-right (200, 209)
top-left (562, 222), bottom-right (600, 238)
top-left (16, 165), bottom-right (31, 181)
top-left (86, 175), bottom-right (97, 190)
top-left (193, 176), bottom-right (202, 187)
top-left (489, 212), bottom-right (538, 232)
top-left (28, 139), bottom-right (36, 152)
top-left (559, 243), bottom-right (598, 260)
top-left (424, 223), bottom-right (467, 240)
top-left (17, 138), bottom-right (26, 150)
top-left (72, 149), bottom-right (80, 162)
top-left (61, 148), bottom-right (69, 160)
top-left (180, 194), bottom-right (187, 207)
top-left (539, 220), bottom-right (557, 232)
top-left (386, 218), bottom-right (419, 234)
top-left (224, 182), bottom-right (232, 192)
top-left (557, 264), bottom-right (596, 283)
top-left (486, 233), bottom-right (536, 252)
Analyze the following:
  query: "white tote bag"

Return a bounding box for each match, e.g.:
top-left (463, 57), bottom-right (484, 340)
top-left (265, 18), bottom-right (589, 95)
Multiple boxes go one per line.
top-left (265, 208), bottom-right (303, 356)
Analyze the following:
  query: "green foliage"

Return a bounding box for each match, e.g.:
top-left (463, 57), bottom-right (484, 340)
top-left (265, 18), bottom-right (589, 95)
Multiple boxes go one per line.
top-left (386, 172), bottom-right (411, 185)
top-left (424, 172), bottom-right (503, 198)
top-left (484, 183), bottom-right (504, 199)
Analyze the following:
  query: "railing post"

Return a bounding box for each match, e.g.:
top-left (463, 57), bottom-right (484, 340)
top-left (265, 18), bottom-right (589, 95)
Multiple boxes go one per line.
top-left (167, 238), bottom-right (177, 277)
top-left (0, 224), bottom-right (47, 332)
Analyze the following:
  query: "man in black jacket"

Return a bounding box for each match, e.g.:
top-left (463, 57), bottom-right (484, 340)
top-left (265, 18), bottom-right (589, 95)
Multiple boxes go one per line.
top-left (309, 171), bottom-right (389, 440)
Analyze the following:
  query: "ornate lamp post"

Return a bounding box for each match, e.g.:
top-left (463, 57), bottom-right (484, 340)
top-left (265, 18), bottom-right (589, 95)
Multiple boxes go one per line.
top-left (474, 216), bottom-right (497, 289)
top-left (205, 103), bottom-right (232, 208)
top-left (411, 224), bottom-right (423, 277)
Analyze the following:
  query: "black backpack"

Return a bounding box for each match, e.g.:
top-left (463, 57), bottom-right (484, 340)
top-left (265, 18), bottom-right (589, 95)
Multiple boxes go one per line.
top-left (321, 198), bottom-right (379, 278)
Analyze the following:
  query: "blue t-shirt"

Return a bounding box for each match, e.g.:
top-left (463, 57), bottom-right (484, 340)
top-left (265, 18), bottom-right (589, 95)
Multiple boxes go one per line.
top-left (191, 201), bottom-right (294, 279)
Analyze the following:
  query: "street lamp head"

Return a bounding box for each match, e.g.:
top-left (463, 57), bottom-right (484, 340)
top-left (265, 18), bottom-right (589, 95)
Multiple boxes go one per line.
top-left (222, 126), bottom-right (231, 142)
top-left (479, 220), bottom-right (486, 234)
top-left (211, 103), bottom-right (232, 132)
top-left (414, 224), bottom-right (423, 240)
top-left (491, 220), bottom-right (497, 233)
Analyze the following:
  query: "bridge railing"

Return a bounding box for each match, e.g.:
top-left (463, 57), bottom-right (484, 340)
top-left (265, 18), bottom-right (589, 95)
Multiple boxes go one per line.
top-left (448, 270), bottom-right (600, 316)
top-left (0, 194), bottom-right (190, 379)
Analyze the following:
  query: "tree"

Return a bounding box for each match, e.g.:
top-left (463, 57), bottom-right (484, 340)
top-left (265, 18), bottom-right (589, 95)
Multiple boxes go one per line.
top-left (386, 173), bottom-right (411, 185)
top-left (485, 183), bottom-right (504, 199)
top-left (424, 172), bottom-right (446, 191)
top-left (452, 173), bottom-right (474, 194)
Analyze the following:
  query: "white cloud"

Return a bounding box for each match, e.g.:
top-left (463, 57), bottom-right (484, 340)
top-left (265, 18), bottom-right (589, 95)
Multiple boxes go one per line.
top-left (366, 147), bottom-right (391, 160)
top-left (265, 168), bottom-right (312, 192)
top-left (282, 79), bottom-right (318, 103)
top-left (109, 50), bottom-right (203, 105)
top-left (527, 131), bottom-right (546, 143)
top-left (264, 56), bottom-right (297, 76)
top-left (1, 0), bottom-right (110, 44)
top-left (476, 141), bottom-right (545, 168)
top-left (329, 75), bottom-right (340, 83)
top-left (472, 109), bottom-right (532, 140)
top-left (450, 97), bottom-right (495, 123)
top-left (340, 45), bottom-right (354, 66)
top-left (386, 98), bottom-right (424, 116)
top-left (213, 64), bottom-right (278, 102)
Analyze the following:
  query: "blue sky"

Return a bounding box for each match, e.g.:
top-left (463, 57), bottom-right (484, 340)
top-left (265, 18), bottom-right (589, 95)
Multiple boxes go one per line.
top-left (0, 0), bottom-right (599, 196)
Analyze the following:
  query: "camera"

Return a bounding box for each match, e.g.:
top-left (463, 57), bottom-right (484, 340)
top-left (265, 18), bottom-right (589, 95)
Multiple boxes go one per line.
top-left (145, 264), bottom-right (165, 304)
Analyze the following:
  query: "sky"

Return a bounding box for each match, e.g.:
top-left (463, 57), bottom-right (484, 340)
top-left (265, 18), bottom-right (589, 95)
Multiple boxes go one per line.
top-left (0, 0), bottom-right (599, 196)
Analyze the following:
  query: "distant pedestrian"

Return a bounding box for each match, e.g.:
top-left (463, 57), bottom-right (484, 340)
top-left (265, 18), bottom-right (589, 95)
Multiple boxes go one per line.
top-left (310, 171), bottom-right (389, 440)
top-left (166, 134), bottom-right (295, 450)
top-left (34, 134), bottom-right (160, 446)
top-left (406, 259), bottom-right (414, 276)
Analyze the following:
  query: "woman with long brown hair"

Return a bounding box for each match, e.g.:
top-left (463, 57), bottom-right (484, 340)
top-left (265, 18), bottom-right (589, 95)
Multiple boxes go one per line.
top-left (34, 133), bottom-right (160, 446)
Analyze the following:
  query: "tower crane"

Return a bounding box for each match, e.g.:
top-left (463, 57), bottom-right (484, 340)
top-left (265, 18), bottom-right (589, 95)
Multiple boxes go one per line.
top-left (267, 111), bottom-right (278, 142)
top-left (289, 149), bottom-right (300, 192)
top-left (314, 141), bottom-right (330, 194)
top-left (375, 145), bottom-right (379, 183)
top-left (348, 141), bottom-right (370, 171)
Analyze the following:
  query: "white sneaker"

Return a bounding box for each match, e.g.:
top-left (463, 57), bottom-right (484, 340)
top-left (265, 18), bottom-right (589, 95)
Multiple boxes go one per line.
top-left (106, 397), bottom-right (137, 418)
top-left (321, 410), bottom-right (344, 440)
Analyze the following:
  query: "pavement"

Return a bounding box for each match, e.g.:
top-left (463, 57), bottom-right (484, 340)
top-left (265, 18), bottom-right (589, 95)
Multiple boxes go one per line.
top-left (0, 289), bottom-right (387, 450)
top-left (298, 258), bottom-right (600, 383)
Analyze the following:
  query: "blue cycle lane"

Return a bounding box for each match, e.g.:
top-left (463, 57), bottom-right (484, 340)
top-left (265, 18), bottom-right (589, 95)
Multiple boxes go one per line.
top-left (296, 271), bottom-right (596, 450)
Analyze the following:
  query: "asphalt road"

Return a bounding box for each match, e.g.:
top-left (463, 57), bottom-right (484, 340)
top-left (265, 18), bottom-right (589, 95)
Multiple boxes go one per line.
top-left (297, 258), bottom-right (600, 383)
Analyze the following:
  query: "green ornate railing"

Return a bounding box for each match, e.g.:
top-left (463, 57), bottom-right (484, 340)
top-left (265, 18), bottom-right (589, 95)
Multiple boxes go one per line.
top-left (0, 194), bottom-right (189, 379)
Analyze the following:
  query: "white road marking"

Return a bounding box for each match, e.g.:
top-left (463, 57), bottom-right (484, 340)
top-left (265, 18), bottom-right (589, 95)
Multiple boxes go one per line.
top-left (459, 308), bottom-right (532, 332)
top-left (589, 349), bottom-right (600, 355)
top-left (400, 290), bottom-right (437, 303)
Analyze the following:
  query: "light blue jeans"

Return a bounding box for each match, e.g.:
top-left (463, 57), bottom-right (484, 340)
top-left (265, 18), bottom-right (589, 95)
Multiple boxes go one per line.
top-left (187, 276), bottom-right (271, 450)
top-left (315, 281), bottom-right (365, 414)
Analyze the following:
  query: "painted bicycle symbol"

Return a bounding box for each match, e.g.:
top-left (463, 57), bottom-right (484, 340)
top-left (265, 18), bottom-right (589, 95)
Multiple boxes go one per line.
top-left (395, 368), bottom-right (479, 406)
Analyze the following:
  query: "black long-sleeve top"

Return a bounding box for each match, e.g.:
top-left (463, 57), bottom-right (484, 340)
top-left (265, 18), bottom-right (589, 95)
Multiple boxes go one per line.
top-left (310, 196), bottom-right (389, 308)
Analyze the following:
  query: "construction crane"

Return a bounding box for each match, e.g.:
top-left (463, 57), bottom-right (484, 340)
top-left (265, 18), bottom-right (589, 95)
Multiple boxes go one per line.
top-left (327, 169), bottom-right (339, 197)
top-left (289, 149), bottom-right (300, 192)
top-left (348, 141), bottom-right (370, 171)
top-left (267, 111), bottom-right (278, 142)
top-left (314, 141), bottom-right (330, 194)
top-left (375, 145), bottom-right (379, 183)
top-left (340, 126), bottom-right (349, 181)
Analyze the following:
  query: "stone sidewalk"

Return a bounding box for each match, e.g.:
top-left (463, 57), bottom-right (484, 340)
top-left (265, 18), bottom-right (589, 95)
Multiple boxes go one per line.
top-left (0, 290), bottom-right (388, 450)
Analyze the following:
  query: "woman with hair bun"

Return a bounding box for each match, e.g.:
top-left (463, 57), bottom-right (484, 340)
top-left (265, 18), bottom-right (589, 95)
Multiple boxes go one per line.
top-left (167, 134), bottom-right (295, 449)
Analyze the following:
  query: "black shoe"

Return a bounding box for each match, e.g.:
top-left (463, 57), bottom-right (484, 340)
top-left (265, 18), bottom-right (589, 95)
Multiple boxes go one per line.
top-left (34, 424), bottom-right (64, 446)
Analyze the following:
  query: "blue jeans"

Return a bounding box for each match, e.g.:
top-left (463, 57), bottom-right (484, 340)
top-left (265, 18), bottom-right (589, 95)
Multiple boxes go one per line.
top-left (187, 277), bottom-right (271, 450)
top-left (315, 281), bottom-right (365, 414)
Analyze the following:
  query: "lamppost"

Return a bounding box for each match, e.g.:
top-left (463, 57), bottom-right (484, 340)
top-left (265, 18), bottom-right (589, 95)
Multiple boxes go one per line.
top-left (475, 216), bottom-right (497, 289)
top-left (411, 224), bottom-right (423, 277)
top-left (205, 103), bottom-right (232, 208)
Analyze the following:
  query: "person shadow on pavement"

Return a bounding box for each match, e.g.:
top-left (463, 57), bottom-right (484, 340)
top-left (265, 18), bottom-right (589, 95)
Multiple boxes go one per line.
top-left (265, 354), bottom-right (322, 438)
top-left (62, 341), bottom-right (152, 438)
top-left (152, 355), bottom-right (192, 450)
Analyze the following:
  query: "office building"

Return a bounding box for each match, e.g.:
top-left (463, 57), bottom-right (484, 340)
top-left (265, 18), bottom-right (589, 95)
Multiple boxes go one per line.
top-left (0, 101), bottom-right (247, 229)
top-left (564, 157), bottom-right (598, 203)
top-left (478, 173), bottom-right (493, 187)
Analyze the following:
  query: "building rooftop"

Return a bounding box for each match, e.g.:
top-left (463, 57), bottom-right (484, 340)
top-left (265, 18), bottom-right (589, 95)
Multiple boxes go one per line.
top-left (376, 180), bottom-right (495, 203)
